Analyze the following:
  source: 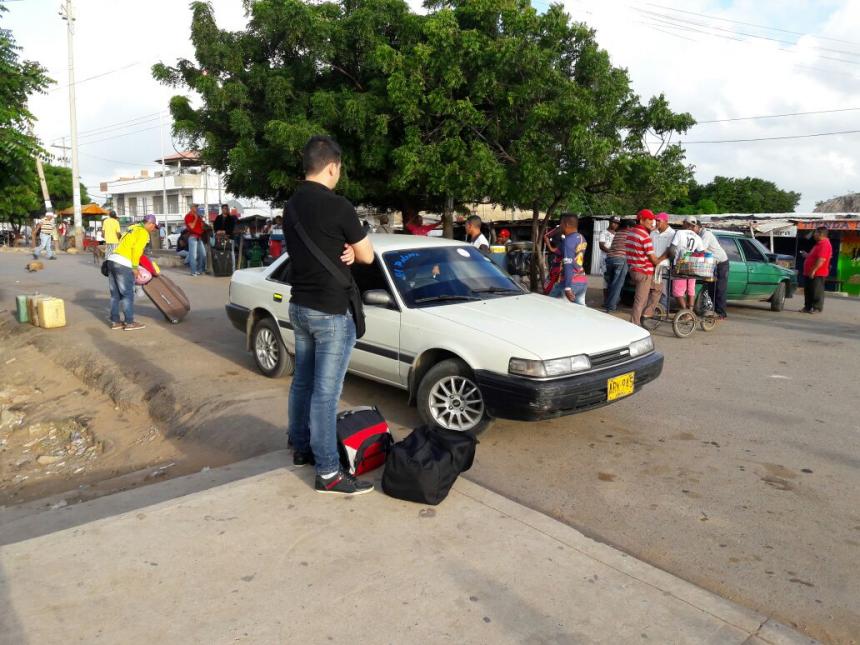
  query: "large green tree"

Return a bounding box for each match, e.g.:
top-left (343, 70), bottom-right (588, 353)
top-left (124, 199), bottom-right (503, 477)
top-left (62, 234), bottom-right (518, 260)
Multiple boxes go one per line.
top-left (672, 176), bottom-right (800, 214)
top-left (0, 5), bottom-right (51, 211)
top-left (154, 0), bottom-right (694, 284)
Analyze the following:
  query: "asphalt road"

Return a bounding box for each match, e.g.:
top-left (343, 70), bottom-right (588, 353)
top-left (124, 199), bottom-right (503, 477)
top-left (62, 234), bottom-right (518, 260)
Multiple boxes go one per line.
top-left (2, 250), bottom-right (858, 643)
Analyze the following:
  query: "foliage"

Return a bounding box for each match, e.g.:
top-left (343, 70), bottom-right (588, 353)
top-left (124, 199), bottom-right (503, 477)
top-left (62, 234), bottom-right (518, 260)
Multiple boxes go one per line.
top-left (40, 164), bottom-right (90, 212)
top-left (672, 176), bottom-right (800, 214)
top-left (0, 5), bottom-right (52, 203)
top-left (0, 164), bottom-right (89, 236)
top-left (154, 0), bottom-right (695, 285)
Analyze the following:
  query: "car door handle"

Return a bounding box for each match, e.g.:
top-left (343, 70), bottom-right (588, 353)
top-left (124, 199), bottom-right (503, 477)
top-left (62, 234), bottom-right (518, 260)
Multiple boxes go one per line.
top-left (273, 293), bottom-right (283, 302)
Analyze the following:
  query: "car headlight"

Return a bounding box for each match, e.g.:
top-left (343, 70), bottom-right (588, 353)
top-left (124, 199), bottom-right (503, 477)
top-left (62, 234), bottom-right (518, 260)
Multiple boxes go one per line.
top-left (509, 354), bottom-right (591, 378)
top-left (629, 336), bottom-right (654, 358)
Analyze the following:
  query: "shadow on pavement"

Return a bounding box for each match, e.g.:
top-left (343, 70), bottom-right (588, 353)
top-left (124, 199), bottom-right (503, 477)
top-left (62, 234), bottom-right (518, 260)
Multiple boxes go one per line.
top-left (0, 561), bottom-right (26, 644)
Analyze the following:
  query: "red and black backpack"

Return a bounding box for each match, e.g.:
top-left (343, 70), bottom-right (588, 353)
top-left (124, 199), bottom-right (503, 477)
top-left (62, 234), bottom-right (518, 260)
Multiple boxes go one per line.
top-left (336, 407), bottom-right (392, 476)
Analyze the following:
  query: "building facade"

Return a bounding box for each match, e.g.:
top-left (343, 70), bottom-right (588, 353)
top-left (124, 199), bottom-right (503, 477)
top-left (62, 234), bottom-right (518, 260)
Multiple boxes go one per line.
top-left (101, 153), bottom-right (263, 232)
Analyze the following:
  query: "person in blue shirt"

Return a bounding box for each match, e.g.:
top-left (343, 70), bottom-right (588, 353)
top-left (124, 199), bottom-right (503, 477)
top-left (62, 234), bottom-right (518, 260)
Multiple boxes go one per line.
top-left (548, 213), bottom-right (588, 306)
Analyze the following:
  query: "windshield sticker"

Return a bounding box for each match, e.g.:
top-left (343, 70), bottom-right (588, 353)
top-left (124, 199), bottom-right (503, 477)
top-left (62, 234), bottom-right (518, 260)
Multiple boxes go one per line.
top-left (457, 248), bottom-right (470, 258)
top-left (390, 251), bottom-right (421, 280)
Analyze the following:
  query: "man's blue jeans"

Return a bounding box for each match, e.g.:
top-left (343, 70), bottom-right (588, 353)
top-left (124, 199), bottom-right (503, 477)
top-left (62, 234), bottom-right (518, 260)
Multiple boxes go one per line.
top-left (549, 281), bottom-right (587, 305)
top-left (287, 303), bottom-right (356, 476)
top-left (604, 256), bottom-right (628, 312)
top-left (34, 233), bottom-right (55, 259)
top-left (107, 261), bottom-right (135, 323)
top-left (187, 236), bottom-right (207, 274)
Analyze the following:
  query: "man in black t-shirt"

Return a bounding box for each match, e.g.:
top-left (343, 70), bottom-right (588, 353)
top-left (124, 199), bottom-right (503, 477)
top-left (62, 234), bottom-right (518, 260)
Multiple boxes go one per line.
top-left (214, 204), bottom-right (237, 237)
top-left (285, 135), bottom-right (375, 496)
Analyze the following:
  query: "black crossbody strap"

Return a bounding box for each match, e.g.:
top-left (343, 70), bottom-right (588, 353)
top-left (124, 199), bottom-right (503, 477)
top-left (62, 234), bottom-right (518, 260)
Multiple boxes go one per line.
top-left (285, 201), bottom-right (351, 289)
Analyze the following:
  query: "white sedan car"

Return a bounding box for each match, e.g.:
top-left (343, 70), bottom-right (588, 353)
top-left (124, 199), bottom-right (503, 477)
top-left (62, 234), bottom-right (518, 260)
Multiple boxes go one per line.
top-left (226, 235), bottom-right (663, 433)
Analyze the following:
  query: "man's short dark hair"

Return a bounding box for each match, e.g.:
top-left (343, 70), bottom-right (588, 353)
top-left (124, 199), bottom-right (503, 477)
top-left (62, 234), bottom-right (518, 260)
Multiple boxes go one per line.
top-left (466, 215), bottom-right (482, 227)
top-left (221, 203), bottom-right (229, 210)
top-left (815, 226), bottom-right (829, 237)
top-left (302, 135), bottom-right (342, 175)
top-left (109, 210), bottom-right (118, 219)
top-left (560, 213), bottom-right (578, 227)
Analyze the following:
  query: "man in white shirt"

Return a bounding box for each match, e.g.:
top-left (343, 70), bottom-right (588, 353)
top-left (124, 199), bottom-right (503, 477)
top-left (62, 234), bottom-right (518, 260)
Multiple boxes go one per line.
top-left (695, 221), bottom-right (730, 319)
top-left (598, 216), bottom-right (620, 303)
top-left (465, 215), bottom-right (489, 253)
top-left (649, 212), bottom-right (675, 309)
top-left (670, 217), bottom-right (706, 311)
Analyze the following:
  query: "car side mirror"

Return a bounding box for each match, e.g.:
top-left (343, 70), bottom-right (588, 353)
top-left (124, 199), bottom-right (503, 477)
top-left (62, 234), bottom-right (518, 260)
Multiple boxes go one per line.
top-left (363, 289), bottom-right (394, 308)
top-left (765, 253), bottom-right (777, 263)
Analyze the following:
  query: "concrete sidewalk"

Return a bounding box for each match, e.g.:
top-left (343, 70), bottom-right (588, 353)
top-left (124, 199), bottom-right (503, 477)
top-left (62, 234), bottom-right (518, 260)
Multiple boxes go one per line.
top-left (0, 453), bottom-right (813, 645)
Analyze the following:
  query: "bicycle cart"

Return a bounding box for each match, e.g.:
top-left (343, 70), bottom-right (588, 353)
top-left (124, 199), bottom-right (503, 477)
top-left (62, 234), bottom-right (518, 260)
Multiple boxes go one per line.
top-left (642, 269), bottom-right (718, 338)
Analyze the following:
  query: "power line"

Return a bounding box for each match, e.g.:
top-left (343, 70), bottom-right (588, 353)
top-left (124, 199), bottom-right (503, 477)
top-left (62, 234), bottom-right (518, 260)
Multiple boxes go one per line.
top-left (76, 113), bottom-right (162, 139)
top-left (638, 22), bottom-right (697, 43)
top-left (47, 61), bottom-right (143, 93)
top-left (77, 115), bottom-right (162, 144)
top-left (634, 16), bottom-right (860, 79)
top-left (644, 2), bottom-right (860, 48)
top-left (697, 106), bottom-right (860, 124)
top-left (637, 9), bottom-right (860, 65)
top-left (50, 110), bottom-right (165, 144)
top-left (77, 123), bottom-right (163, 147)
top-left (80, 151), bottom-right (161, 166)
top-left (676, 129), bottom-right (860, 144)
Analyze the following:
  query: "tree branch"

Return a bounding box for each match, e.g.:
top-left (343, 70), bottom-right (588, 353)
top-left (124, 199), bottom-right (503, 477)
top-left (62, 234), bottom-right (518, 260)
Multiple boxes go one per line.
top-left (330, 64), bottom-right (364, 91)
top-left (469, 126), bottom-right (517, 164)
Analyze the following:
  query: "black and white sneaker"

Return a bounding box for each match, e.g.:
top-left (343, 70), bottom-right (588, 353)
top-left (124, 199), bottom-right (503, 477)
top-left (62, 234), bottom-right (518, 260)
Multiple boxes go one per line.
top-left (315, 470), bottom-right (374, 496)
top-left (293, 451), bottom-right (315, 467)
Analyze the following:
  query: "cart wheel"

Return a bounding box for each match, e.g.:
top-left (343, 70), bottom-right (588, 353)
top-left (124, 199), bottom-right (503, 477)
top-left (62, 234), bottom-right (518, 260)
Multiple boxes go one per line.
top-left (672, 309), bottom-right (697, 338)
top-left (642, 305), bottom-right (665, 332)
top-left (700, 314), bottom-right (717, 332)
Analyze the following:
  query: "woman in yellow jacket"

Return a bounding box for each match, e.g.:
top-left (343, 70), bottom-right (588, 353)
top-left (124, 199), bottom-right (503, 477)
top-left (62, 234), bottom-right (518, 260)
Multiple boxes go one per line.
top-left (107, 214), bottom-right (157, 331)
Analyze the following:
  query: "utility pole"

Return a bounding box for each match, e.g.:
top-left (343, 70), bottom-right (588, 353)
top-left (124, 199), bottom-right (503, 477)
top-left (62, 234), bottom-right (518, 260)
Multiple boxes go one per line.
top-left (60, 0), bottom-right (83, 249)
top-left (35, 157), bottom-right (54, 215)
top-left (51, 138), bottom-right (71, 167)
top-left (159, 111), bottom-right (168, 228)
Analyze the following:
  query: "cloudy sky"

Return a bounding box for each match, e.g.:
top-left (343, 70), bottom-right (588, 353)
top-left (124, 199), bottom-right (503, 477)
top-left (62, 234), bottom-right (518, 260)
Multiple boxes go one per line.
top-left (6, 0), bottom-right (860, 211)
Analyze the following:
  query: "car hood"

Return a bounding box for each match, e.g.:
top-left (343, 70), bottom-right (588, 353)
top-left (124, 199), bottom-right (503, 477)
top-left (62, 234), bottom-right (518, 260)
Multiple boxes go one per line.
top-left (420, 293), bottom-right (651, 360)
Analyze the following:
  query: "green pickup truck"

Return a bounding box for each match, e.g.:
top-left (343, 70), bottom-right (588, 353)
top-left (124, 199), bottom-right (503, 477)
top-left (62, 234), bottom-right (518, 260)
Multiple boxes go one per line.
top-left (623, 230), bottom-right (798, 311)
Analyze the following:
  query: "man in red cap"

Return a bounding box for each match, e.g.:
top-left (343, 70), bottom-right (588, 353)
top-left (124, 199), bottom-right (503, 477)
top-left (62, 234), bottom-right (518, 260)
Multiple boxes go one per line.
top-left (625, 209), bottom-right (662, 326)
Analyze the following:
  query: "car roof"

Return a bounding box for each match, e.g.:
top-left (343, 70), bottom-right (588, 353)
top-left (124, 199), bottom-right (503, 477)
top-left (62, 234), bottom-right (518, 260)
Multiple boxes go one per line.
top-left (711, 229), bottom-right (747, 237)
top-left (368, 233), bottom-right (469, 253)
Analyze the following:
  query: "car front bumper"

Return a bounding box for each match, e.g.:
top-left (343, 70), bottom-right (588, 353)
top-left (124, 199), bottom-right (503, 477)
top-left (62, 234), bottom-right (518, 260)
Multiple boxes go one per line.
top-left (226, 303), bottom-right (250, 333)
top-left (475, 351), bottom-right (664, 422)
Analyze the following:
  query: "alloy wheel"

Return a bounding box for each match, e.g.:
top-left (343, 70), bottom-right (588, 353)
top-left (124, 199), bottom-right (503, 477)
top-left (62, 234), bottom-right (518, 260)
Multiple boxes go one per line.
top-left (428, 375), bottom-right (485, 432)
top-left (255, 327), bottom-right (279, 371)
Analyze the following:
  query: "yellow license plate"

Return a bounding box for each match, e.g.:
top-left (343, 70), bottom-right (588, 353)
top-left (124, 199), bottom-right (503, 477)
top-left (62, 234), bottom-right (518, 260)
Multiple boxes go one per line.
top-left (607, 372), bottom-right (635, 401)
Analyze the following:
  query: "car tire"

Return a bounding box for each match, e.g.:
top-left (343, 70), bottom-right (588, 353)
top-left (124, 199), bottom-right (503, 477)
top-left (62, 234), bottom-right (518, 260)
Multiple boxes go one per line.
top-left (417, 359), bottom-right (490, 434)
top-left (252, 317), bottom-right (294, 378)
top-left (770, 282), bottom-right (786, 312)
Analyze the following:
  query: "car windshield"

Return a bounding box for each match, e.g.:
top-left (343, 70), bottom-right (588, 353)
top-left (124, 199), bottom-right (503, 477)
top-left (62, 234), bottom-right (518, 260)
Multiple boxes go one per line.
top-left (383, 246), bottom-right (523, 308)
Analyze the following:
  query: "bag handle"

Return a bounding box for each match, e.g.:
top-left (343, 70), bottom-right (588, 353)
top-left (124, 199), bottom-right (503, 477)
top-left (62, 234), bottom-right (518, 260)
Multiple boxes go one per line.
top-left (285, 202), bottom-right (351, 290)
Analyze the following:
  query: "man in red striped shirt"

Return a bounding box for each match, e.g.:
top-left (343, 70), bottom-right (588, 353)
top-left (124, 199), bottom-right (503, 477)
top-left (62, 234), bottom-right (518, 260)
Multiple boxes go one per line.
top-left (625, 209), bottom-right (663, 326)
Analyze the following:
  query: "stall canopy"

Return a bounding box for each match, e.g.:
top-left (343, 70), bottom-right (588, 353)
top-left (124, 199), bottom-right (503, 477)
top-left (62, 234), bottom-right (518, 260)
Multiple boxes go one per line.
top-left (58, 203), bottom-right (109, 217)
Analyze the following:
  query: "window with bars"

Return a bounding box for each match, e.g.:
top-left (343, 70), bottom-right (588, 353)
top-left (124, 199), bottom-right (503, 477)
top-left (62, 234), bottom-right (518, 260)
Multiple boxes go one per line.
top-left (167, 194), bottom-right (178, 214)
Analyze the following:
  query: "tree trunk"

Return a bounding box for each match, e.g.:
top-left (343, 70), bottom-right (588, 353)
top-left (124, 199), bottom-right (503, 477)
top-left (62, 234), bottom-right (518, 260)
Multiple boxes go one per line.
top-left (442, 195), bottom-right (454, 239)
top-left (529, 203), bottom-right (541, 292)
top-left (537, 203), bottom-right (558, 287)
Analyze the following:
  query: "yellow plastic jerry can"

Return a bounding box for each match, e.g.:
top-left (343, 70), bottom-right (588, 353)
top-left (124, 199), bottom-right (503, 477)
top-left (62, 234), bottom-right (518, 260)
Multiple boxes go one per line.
top-left (36, 297), bottom-right (66, 329)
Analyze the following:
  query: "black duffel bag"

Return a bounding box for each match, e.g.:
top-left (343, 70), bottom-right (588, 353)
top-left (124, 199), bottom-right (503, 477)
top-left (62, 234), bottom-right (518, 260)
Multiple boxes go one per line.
top-left (381, 426), bottom-right (478, 505)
